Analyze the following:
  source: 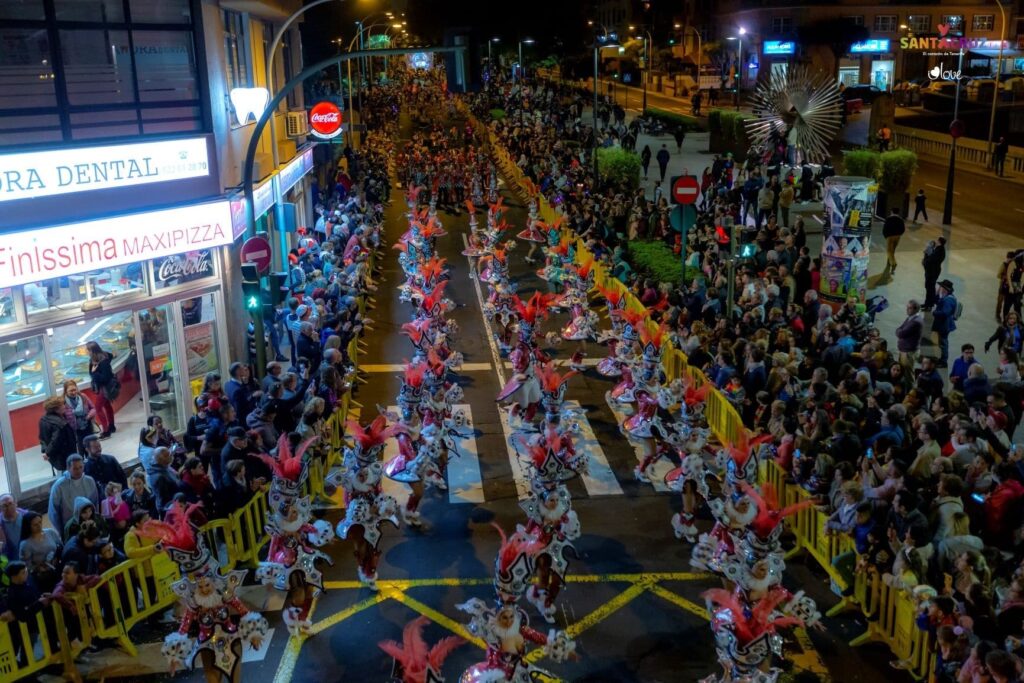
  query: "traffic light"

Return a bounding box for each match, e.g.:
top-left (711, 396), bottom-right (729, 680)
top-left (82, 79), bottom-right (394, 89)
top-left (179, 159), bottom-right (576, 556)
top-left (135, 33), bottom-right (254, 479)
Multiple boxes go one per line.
top-left (269, 272), bottom-right (290, 305)
top-left (241, 263), bottom-right (261, 312)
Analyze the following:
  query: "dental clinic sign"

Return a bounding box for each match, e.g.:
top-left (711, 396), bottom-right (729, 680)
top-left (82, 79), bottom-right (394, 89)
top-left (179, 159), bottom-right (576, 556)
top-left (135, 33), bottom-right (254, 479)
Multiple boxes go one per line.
top-left (0, 200), bottom-right (233, 288)
top-left (0, 137), bottom-right (210, 203)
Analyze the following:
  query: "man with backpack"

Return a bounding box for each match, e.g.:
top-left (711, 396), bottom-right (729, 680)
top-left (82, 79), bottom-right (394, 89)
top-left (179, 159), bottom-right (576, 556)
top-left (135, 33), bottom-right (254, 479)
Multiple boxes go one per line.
top-left (931, 279), bottom-right (959, 368)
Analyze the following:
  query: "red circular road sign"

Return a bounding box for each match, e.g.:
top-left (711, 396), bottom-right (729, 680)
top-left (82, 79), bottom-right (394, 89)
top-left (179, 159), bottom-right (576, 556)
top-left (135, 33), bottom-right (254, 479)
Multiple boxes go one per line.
top-left (949, 119), bottom-right (965, 139)
top-left (240, 235), bottom-right (273, 274)
top-left (309, 101), bottom-right (343, 139)
top-left (671, 175), bottom-right (700, 205)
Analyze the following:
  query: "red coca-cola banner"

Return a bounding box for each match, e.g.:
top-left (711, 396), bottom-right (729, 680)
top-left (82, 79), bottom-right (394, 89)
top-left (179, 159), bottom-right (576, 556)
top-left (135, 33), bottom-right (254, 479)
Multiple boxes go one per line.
top-left (309, 101), bottom-right (343, 139)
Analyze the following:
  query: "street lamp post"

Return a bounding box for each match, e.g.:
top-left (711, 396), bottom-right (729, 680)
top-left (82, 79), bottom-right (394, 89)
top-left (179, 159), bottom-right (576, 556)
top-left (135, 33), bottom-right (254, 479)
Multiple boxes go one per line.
top-left (518, 38), bottom-right (534, 81)
top-left (593, 29), bottom-right (619, 185)
top-left (986, 0), bottom-right (1007, 160)
top-left (942, 47), bottom-right (965, 225)
top-left (488, 37), bottom-right (500, 65)
top-left (736, 27), bottom-right (746, 110)
top-left (685, 26), bottom-right (702, 96)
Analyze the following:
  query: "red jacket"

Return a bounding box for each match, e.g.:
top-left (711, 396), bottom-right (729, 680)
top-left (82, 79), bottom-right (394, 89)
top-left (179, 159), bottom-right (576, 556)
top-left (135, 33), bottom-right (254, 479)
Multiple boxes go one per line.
top-left (985, 479), bottom-right (1024, 541)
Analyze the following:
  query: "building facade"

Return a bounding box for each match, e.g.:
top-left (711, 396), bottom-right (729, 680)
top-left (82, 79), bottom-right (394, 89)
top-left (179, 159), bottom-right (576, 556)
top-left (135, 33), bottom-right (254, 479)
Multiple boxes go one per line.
top-left (712, 0), bottom-right (1019, 91)
top-left (0, 0), bottom-right (316, 500)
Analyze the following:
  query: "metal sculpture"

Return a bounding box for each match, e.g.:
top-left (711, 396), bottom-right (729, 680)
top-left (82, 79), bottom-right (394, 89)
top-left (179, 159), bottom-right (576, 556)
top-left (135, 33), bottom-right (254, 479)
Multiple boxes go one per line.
top-left (745, 65), bottom-right (842, 163)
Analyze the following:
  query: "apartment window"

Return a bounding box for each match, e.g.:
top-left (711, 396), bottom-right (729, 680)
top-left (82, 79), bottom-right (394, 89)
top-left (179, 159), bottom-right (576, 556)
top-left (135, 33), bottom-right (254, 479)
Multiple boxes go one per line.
top-left (908, 15), bottom-right (931, 33)
top-left (941, 15), bottom-right (964, 36)
top-left (973, 14), bottom-right (995, 31)
top-left (0, 0), bottom-right (203, 148)
top-left (874, 15), bottom-right (898, 33)
top-left (223, 10), bottom-right (251, 92)
top-left (843, 16), bottom-right (864, 27)
top-left (770, 17), bottom-right (793, 35)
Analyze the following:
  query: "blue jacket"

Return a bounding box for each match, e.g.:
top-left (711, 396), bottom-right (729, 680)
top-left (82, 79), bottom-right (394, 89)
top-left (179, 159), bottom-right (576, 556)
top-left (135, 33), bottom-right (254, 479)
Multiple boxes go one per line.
top-left (931, 295), bottom-right (957, 334)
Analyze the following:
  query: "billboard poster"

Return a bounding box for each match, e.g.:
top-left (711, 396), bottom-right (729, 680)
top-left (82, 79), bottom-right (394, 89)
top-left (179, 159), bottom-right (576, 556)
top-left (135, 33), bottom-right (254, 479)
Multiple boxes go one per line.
top-left (820, 176), bottom-right (877, 305)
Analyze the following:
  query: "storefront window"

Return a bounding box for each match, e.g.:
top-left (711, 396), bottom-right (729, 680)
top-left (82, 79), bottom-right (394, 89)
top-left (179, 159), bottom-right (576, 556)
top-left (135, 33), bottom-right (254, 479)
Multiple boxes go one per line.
top-left (26, 265), bottom-right (147, 316)
top-left (153, 249), bottom-right (217, 290)
top-left (48, 312), bottom-right (134, 391)
top-left (55, 0), bottom-right (125, 22)
top-left (181, 293), bottom-right (221, 403)
top-left (60, 30), bottom-right (134, 107)
top-left (138, 304), bottom-right (184, 432)
top-left (132, 29), bottom-right (199, 103)
top-left (130, 0), bottom-right (191, 24)
top-left (2, 336), bottom-right (47, 409)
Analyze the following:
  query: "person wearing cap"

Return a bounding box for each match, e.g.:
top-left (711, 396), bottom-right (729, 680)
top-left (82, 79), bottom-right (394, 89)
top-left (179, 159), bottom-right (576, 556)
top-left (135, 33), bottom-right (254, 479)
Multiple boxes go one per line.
top-left (931, 279), bottom-right (958, 368)
top-left (83, 435), bottom-right (126, 496)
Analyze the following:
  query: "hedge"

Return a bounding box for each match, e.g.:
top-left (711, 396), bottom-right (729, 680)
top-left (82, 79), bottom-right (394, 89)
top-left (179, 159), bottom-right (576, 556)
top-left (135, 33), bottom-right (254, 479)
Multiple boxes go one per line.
top-left (842, 149), bottom-right (881, 179)
top-left (840, 148), bottom-right (918, 194)
top-left (627, 239), bottom-right (703, 287)
top-left (596, 147), bottom-right (642, 190)
top-left (718, 110), bottom-right (750, 142)
top-left (708, 109), bottom-right (723, 136)
top-left (644, 107), bottom-right (705, 132)
top-left (489, 108), bottom-right (506, 120)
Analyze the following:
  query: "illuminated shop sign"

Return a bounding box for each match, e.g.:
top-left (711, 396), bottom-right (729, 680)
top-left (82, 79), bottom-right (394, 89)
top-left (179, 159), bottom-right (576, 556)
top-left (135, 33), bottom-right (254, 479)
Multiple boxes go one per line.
top-left (0, 137), bottom-right (210, 203)
top-left (763, 41), bottom-right (795, 55)
top-left (850, 39), bottom-right (891, 53)
top-left (0, 201), bottom-right (234, 288)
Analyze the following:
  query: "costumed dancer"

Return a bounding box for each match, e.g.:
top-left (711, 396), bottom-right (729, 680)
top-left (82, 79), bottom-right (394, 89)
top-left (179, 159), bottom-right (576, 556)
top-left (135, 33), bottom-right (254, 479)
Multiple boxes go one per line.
top-left (337, 414), bottom-right (403, 590)
top-left (143, 514), bottom-right (268, 683)
top-left (594, 282), bottom-right (629, 378)
top-left (385, 362), bottom-right (443, 528)
top-left (496, 292), bottom-right (560, 430)
top-left (256, 434), bottom-right (335, 635)
top-left (457, 525), bottom-right (577, 683)
top-left (660, 381), bottom-right (716, 541)
top-left (378, 616), bottom-right (465, 683)
top-left (480, 246), bottom-right (518, 354)
top-left (607, 309), bottom-right (648, 408)
top-left (559, 252), bottom-right (599, 371)
top-left (422, 348), bottom-right (471, 485)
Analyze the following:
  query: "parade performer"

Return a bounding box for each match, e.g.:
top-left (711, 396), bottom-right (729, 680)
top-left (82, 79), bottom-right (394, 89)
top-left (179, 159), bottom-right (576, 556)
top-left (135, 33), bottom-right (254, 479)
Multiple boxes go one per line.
top-left (607, 309), bottom-right (648, 407)
top-left (378, 616), bottom-right (465, 683)
top-left (143, 515), bottom-right (268, 683)
top-left (457, 526), bottom-right (576, 683)
top-left (701, 587), bottom-right (804, 683)
top-left (422, 348), bottom-right (471, 478)
top-left (559, 253), bottom-right (598, 371)
top-left (496, 292), bottom-right (560, 429)
top-left (480, 247), bottom-right (518, 353)
top-left (385, 362), bottom-right (444, 528)
top-left (594, 282), bottom-right (630, 378)
top-left (256, 434), bottom-right (335, 635)
top-left (337, 414), bottom-right (403, 590)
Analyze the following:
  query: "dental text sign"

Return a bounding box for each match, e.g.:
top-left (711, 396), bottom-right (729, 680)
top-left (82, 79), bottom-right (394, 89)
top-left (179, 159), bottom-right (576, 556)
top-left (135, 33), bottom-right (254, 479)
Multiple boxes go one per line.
top-left (0, 137), bottom-right (210, 203)
top-left (0, 200), bottom-right (233, 288)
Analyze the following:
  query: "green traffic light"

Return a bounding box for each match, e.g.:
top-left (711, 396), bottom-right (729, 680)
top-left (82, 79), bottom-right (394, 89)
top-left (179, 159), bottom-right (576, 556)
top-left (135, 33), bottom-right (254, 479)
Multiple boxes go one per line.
top-left (246, 295), bottom-right (259, 310)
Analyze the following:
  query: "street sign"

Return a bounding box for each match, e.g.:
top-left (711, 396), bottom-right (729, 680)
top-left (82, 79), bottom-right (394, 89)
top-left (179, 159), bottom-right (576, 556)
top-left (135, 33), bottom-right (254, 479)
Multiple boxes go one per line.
top-left (949, 119), bottom-right (965, 139)
top-left (671, 175), bottom-right (700, 205)
top-left (240, 235), bottom-right (273, 274)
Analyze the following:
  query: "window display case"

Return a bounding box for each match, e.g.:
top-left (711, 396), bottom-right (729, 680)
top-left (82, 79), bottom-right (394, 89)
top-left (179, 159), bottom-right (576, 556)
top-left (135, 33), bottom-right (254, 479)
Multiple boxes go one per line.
top-left (48, 312), bottom-right (135, 391)
top-left (2, 336), bottom-right (47, 409)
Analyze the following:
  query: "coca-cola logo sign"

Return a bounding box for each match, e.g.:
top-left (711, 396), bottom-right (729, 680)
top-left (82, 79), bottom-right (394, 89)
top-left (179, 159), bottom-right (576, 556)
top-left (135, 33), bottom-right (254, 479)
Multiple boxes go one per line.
top-left (309, 101), bottom-right (343, 139)
top-left (155, 250), bottom-right (214, 287)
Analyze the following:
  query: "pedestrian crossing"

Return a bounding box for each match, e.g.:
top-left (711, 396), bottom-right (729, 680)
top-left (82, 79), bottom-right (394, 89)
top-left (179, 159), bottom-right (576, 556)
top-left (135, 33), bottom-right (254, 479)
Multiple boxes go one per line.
top-left (497, 401), bottom-right (625, 501)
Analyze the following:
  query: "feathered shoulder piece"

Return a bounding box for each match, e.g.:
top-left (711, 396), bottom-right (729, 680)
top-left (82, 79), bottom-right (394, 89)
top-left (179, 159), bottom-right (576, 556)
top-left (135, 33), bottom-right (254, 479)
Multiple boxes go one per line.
top-left (347, 414), bottom-right (401, 451)
top-left (140, 512), bottom-right (212, 575)
top-left (515, 291), bottom-right (558, 325)
top-left (596, 282), bottom-right (627, 308)
top-left (378, 616), bottom-right (464, 683)
top-left (536, 361), bottom-right (578, 395)
top-left (703, 587), bottom-right (802, 645)
top-left (738, 482), bottom-right (816, 542)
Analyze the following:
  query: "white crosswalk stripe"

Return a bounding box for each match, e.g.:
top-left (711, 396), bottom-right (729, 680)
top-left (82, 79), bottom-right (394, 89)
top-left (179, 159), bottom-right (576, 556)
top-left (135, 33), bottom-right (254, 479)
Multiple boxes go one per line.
top-left (605, 393), bottom-right (672, 492)
top-left (564, 400), bottom-right (624, 497)
top-left (498, 409), bottom-right (534, 501)
top-left (381, 404), bottom-right (484, 505)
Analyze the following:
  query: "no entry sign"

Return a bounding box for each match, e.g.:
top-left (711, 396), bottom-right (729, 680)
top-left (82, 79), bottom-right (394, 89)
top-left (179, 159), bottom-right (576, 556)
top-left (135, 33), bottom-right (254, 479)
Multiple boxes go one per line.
top-left (240, 235), bottom-right (273, 274)
top-left (671, 175), bottom-right (700, 205)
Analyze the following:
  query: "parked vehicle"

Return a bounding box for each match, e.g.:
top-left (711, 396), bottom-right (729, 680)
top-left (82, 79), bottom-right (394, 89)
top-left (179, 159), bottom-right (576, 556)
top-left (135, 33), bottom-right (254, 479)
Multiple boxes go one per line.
top-left (841, 83), bottom-right (884, 104)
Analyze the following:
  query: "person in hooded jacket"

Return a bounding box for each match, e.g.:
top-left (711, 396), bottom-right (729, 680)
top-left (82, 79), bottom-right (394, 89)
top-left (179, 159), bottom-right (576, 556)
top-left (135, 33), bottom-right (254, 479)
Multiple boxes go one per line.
top-left (38, 396), bottom-right (77, 473)
top-left (63, 497), bottom-right (108, 542)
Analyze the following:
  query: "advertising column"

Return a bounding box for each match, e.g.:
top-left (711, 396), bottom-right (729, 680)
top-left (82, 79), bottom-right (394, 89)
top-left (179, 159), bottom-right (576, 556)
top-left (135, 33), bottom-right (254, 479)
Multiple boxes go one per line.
top-left (820, 176), bottom-right (878, 306)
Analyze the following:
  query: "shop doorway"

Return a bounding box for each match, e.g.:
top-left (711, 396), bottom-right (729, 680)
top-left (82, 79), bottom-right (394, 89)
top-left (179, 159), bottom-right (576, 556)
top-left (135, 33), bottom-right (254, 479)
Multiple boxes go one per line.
top-left (871, 60), bottom-right (894, 91)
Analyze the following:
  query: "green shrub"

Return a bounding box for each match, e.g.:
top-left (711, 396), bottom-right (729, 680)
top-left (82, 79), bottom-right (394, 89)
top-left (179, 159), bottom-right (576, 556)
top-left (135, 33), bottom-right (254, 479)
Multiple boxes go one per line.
top-left (626, 240), bottom-right (703, 286)
top-left (717, 111), bottom-right (749, 142)
top-left (489, 108), bottom-right (506, 121)
top-left (708, 109), bottom-right (724, 136)
top-left (732, 114), bottom-right (749, 142)
top-left (645, 107), bottom-right (704, 132)
top-left (842, 149), bottom-right (881, 179)
top-left (878, 149), bottom-right (918, 195)
top-left (596, 147), bottom-right (642, 190)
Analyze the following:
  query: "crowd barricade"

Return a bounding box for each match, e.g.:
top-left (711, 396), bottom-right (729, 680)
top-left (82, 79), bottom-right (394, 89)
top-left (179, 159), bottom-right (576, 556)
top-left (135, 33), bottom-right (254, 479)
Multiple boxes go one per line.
top-left (0, 602), bottom-right (78, 681)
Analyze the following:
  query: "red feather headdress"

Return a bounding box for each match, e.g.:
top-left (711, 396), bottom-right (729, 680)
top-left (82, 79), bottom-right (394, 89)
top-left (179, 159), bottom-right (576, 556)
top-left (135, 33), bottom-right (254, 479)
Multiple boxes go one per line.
top-left (377, 616), bottom-right (464, 683)
top-left (702, 586), bottom-right (803, 645)
top-left (738, 481), bottom-right (816, 541)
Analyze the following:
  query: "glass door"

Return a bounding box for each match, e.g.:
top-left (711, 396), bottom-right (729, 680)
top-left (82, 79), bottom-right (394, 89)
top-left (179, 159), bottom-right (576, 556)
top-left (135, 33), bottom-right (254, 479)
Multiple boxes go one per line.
top-left (136, 304), bottom-right (185, 432)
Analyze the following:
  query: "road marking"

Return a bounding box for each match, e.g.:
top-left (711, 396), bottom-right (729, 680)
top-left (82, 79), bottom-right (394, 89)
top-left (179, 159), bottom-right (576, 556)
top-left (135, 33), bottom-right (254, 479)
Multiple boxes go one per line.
top-left (445, 404), bottom-right (485, 504)
top-left (564, 400), bottom-right (624, 496)
top-left (322, 571), bottom-right (711, 590)
top-left (362, 362), bottom-right (493, 372)
top-left (813, 214), bottom-right (824, 225)
top-left (647, 583), bottom-right (710, 619)
top-left (461, 233), bottom-right (507, 386)
top-left (381, 404), bottom-right (484, 505)
top-left (503, 357), bottom-right (605, 368)
top-left (499, 409), bottom-right (535, 500)
top-left (926, 183), bottom-right (960, 196)
top-left (604, 393), bottom-right (672, 492)
top-left (389, 590), bottom-right (486, 649)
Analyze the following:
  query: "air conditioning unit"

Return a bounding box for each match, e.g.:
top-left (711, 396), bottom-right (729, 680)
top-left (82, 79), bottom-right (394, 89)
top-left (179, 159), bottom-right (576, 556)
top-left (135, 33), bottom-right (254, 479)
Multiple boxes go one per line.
top-left (285, 110), bottom-right (308, 137)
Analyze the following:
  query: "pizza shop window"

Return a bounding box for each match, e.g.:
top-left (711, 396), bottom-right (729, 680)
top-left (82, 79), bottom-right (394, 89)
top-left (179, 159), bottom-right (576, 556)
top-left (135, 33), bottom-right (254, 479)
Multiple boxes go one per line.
top-left (0, 289), bottom-right (17, 327)
top-left (25, 265), bottom-right (148, 316)
top-left (152, 249), bottom-right (217, 290)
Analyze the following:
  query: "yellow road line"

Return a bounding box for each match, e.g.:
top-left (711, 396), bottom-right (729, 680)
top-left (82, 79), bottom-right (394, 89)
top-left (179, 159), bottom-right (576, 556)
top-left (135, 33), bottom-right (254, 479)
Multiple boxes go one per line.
top-left (647, 584), bottom-right (710, 620)
top-left (311, 591), bottom-right (390, 635)
top-left (322, 572), bottom-right (707, 591)
top-left (792, 627), bottom-right (831, 681)
top-left (566, 572), bottom-right (711, 584)
top-left (389, 591), bottom-right (487, 649)
top-left (272, 590), bottom-right (329, 683)
top-left (324, 577), bottom-right (493, 590)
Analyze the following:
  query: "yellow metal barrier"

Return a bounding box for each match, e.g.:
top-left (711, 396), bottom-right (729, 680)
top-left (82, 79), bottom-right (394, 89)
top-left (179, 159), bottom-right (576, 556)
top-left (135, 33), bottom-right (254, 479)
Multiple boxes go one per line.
top-left (227, 488), bottom-right (270, 567)
top-left (0, 602), bottom-right (79, 681)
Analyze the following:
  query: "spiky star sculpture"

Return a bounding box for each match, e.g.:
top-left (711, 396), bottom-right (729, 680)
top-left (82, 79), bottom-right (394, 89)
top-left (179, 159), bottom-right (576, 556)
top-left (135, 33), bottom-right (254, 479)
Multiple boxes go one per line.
top-left (745, 64), bottom-right (842, 163)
